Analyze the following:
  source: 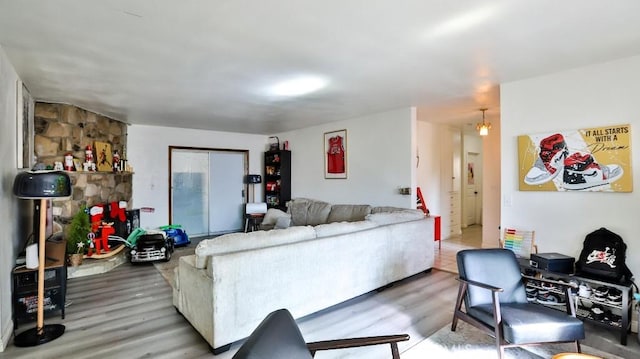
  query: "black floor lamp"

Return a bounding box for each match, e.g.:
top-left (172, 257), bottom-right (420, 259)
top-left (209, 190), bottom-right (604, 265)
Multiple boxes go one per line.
top-left (12, 170), bottom-right (71, 347)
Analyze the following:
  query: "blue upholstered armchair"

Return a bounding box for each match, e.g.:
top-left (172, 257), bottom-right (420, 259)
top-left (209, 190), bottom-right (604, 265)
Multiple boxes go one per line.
top-left (452, 248), bottom-right (585, 359)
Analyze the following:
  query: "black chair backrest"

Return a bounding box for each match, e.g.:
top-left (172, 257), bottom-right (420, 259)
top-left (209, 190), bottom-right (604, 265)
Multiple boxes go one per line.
top-left (457, 249), bottom-right (527, 307)
top-left (232, 309), bottom-right (313, 359)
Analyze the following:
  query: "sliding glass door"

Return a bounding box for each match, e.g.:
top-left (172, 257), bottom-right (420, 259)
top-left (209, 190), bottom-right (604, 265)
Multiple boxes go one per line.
top-left (170, 147), bottom-right (247, 237)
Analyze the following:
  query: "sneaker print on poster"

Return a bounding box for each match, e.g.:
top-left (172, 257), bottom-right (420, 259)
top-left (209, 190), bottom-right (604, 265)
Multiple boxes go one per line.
top-left (518, 124), bottom-right (632, 192)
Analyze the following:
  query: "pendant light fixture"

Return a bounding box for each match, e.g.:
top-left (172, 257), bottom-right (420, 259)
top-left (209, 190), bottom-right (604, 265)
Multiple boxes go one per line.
top-left (476, 108), bottom-right (491, 136)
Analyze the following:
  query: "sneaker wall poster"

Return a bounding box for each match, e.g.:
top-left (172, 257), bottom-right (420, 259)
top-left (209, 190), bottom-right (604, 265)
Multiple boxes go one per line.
top-left (518, 124), bottom-right (632, 192)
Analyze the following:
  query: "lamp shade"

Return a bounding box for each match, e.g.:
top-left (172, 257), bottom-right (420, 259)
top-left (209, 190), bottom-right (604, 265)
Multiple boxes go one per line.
top-left (13, 171), bottom-right (72, 199)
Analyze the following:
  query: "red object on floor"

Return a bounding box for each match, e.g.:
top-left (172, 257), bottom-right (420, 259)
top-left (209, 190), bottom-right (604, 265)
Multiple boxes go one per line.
top-left (434, 215), bottom-right (441, 249)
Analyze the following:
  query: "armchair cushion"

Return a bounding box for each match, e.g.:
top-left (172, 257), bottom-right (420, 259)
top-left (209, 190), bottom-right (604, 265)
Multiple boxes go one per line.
top-left (457, 248), bottom-right (528, 307)
top-left (468, 303), bottom-right (585, 344)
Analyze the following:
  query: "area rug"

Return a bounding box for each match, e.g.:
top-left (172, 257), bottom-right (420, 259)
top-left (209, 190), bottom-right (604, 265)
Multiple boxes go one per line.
top-left (153, 244), bottom-right (195, 287)
top-left (402, 321), bottom-right (622, 359)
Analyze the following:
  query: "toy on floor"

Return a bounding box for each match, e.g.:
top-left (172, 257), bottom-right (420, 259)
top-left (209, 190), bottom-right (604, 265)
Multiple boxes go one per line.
top-left (129, 230), bottom-right (173, 263)
top-left (86, 222), bottom-right (115, 256)
top-left (159, 224), bottom-right (190, 247)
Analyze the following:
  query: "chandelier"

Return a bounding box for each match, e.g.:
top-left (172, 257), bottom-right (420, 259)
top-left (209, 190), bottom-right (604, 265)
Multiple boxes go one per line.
top-left (476, 108), bottom-right (491, 136)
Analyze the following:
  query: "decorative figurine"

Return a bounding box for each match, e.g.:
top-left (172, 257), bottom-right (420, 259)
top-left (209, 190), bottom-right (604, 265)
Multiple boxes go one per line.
top-left (113, 149), bottom-right (120, 172)
top-left (85, 145), bottom-right (94, 163)
top-left (85, 145), bottom-right (95, 171)
top-left (54, 161), bottom-right (64, 171)
top-left (64, 153), bottom-right (74, 171)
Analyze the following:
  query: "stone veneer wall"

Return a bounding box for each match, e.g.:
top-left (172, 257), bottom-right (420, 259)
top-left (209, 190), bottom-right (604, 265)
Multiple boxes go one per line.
top-left (33, 103), bottom-right (132, 230)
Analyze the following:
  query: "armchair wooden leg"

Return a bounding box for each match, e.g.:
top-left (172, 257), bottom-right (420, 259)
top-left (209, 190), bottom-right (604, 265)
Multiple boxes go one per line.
top-left (390, 342), bottom-right (400, 359)
top-left (451, 282), bottom-right (467, 331)
top-left (575, 340), bottom-right (581, 353)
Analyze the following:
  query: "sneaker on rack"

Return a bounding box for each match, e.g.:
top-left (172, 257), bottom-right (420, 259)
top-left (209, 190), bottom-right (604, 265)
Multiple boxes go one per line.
top-left (591, 305), bottom-right (605, 320)
top-left (563, 152), bottom-right (623, 190)
top-left (524, 134), bottom-right (569, 185)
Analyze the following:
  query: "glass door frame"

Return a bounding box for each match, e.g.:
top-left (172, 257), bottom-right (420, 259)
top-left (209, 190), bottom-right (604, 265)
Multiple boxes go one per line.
top-left (168, 146), bottom-right (249, 236)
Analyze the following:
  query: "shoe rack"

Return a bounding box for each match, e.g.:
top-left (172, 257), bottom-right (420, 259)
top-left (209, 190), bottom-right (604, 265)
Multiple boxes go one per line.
top-left (519, 259), bottom-right (634, 345)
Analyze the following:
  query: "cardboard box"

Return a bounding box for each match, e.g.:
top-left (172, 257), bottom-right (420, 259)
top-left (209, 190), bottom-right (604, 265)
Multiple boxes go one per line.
top-left (530, 252), bottom-right (575, 274)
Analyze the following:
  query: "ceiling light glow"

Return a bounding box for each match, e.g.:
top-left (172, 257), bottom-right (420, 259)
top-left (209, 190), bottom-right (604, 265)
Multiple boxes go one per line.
top-left (269, 76), bottom-right (327, 97)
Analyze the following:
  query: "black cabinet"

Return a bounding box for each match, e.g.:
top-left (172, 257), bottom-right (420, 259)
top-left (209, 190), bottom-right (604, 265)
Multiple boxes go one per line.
top-left (12, 240), bottom-right (67, 329)
top-left (519, 259), bottom-right (634, 345)
top-left (264, 150), bottom-right (291, 210)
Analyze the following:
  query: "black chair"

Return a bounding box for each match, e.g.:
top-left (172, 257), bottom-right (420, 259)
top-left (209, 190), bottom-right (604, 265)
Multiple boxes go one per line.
top-left (232, 308), bottom-right (409, 359)
top-left (452, 248), bottom-right (585, 359)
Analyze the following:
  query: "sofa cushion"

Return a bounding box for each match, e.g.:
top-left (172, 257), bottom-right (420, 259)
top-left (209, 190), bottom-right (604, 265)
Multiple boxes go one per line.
top-left (314, 220), bottom-right (378, 238)
top-left (287, 198), bottom-right (313, 226)
top-left (306, 200), bottom-right (332, 225)
top-left (287, 198), bottom-right (331, 226)
top-left (365, 210), bottom-right (425, 225)
top-left (195, 226), bottom-right (316, 268)
top-left (327, 204), bottom-right (372, 223)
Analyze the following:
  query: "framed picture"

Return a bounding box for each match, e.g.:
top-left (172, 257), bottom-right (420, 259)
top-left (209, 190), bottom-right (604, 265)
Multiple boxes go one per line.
top-left (73, 159), bottom-right (83, 171)
top-left (95, 141), bottom-right (113, 172)
top-left (16, 80), bottom-right (35, 169)
top-left (518, 124), bottom-right (632, 192)
top-left (324, 129), bottom-right (347, 179)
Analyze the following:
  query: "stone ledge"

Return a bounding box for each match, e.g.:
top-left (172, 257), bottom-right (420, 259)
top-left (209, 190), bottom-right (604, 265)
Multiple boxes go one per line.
top-left (67, 250), bottom-right (128, 279)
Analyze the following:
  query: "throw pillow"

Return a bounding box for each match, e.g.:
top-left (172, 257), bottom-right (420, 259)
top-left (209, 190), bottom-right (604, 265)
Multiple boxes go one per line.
top-left (275, 216), bottom-right (291, 229)
top-left (262, 208), bottom-right (288, 226)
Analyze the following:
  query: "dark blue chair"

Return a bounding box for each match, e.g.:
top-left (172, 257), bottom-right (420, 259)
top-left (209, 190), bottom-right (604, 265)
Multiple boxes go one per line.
top-left (452, 248), bottom-right (585, 359)
top-left (232, 309), bottom-right (409, 359)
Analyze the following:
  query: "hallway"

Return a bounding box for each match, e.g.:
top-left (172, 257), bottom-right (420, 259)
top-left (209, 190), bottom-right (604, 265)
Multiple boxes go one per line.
top-left (433, 224), bottom-right (482, 274)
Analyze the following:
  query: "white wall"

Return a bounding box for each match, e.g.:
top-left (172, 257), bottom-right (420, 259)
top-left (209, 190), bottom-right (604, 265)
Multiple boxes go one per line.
top-left (501, 55), bottom-right (640, 276)
top-left (274, 108), bottom-right (415, 207)
top-left (0, 44), bottom-right (21, 351)
top-left (416, 121), bottom-right (442, 216)
top-left (482, 116), bottom-right (501, 248)
top-left (127, 125), bottom-right (267, 229)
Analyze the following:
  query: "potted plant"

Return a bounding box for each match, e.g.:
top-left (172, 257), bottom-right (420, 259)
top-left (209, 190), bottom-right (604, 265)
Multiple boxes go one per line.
top-left (66, 206), bottom-right (91, 266)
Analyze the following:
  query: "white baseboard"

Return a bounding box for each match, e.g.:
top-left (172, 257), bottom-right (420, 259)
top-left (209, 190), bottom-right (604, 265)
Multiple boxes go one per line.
top-left (0, 319), bottom-right (14, 352)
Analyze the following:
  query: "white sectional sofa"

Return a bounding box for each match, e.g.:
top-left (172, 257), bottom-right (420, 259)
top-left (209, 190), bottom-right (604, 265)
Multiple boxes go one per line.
top-left (172, 198), bottom-right (435, 353)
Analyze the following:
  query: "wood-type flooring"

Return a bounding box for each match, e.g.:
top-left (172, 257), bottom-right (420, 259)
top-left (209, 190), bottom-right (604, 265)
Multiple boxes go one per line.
top-left (0, 226), bottom-right (638, 358)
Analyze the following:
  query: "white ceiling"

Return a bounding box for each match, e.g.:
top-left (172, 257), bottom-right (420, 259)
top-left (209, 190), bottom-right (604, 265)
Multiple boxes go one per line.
top-left (2, 1), bottom-right (640, 134)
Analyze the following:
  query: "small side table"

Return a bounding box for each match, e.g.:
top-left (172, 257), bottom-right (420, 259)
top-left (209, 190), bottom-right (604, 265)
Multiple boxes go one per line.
top-left (12, 239), bottom-right (67, 329)
top-left (244, 214), bottom-right (265, 232)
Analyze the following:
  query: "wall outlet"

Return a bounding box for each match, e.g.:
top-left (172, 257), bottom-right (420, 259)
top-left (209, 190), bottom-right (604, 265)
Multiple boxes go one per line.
top-left (503, 194), bottom-right (512, 207)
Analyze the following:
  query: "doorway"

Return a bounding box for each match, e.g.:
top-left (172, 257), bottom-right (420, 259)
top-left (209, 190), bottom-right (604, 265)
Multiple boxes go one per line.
top-left (169, 147), bottom-right (248, 237)
top-left (465, 152), bottom-right (482, 227)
